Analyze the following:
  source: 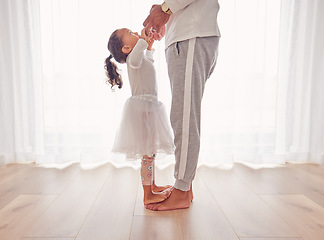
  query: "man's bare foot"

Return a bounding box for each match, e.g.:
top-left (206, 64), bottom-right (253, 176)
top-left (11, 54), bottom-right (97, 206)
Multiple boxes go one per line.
top-left (143, 185), bottom-right (171, 205)
top-left (145, 188), bottom-right (191, 211)
top-left (151, 180), bottom-right (172, 193)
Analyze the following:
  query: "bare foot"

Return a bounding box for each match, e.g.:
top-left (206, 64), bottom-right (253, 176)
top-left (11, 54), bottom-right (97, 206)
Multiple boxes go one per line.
top-left (143, 185), bottom-right (171, 205)
top-left (152, 181), bottom-right (172, 193)
top-left (145, 188), bottom-right (191, 211)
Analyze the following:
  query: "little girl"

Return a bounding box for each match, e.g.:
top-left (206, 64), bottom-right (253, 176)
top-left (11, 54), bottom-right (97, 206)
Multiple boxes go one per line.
top-left (104, 28), bottom-right (174, 205)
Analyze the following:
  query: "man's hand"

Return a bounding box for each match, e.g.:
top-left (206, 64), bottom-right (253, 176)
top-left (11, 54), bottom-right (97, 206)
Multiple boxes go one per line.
top-left (143, 4), bottom-right (170, 35)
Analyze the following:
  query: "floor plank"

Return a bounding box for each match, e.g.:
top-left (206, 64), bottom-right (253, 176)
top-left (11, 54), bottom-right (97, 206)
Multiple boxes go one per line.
top-left (178, 171), bottom-right (239, 240)
top-left (76, 166), bottom-right (138, 240)
top-left (294, 162), bottom-right (324, 179)
top-left (199, 166), bottom-right (299, 238)
top-left (20, 238), bottom-right (74, 240)
top-left (0, 195), bottom-right (57, 240)
top-left (0, 164), bottom-right (80, 209)
top-left (233, 163), bottom-right (324, 208)
top-left (232, 164), bottom-right (302, 195)
top-left (267, 164), bottom-right (324, 194)
top-left (261, 194), bottom-right (324, 240)
top-left (240, 238), bottom-right (303, 240)
top-left (260, 164), bottom-right (324, 208)
top-left (0, 163), bottom-right (27, 184)
top-left (130, 215), bottom-right (183, 240)
top-left (287, 163), bottom-right (324, 207)
top-left (0, 164), bottom-right (38, 209)
top-left (22, 164), bottom-right (111, 238)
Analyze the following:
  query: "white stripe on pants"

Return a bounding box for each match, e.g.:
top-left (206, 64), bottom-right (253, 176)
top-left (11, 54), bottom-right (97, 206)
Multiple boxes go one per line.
top-left (165, 36), bottom-right (220, 191)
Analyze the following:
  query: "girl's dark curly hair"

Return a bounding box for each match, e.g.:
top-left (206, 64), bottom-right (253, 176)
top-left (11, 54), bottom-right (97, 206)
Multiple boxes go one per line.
top-left (104, 29), bottom-right (128, 89)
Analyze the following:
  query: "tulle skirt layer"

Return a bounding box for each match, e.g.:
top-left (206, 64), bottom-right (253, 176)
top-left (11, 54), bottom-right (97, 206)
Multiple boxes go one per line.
top-left (112, 95), bottom-right (175, 160)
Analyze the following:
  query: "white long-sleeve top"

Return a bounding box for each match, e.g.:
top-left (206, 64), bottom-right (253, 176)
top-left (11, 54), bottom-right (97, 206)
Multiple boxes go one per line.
top-left (164, 0), bottom-right (220, 48)
top-left (126, 39), bottom-right (158, 97)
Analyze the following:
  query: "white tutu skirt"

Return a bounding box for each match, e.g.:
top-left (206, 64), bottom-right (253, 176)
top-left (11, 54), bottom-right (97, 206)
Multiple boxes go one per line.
top-left (112, 95), bottom-right (175, 160)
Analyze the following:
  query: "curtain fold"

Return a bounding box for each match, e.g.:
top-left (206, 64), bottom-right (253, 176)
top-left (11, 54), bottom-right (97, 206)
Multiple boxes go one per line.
top-left (1, 0), bottom-right (323, 165)
top-left (276, 0), bottom-right (324, 164)
top-left (0, 0), bottom-right (43, 165)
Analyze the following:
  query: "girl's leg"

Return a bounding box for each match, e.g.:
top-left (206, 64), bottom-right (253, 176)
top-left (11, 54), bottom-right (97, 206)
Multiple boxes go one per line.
top-left (141, 155), bottom-right (170, 205)
top-left (141, 155), bottom-right (154, 186)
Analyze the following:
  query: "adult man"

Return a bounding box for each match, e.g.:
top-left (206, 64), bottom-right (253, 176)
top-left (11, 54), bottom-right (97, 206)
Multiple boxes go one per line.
top-left (144, 0), bottom-right (220, 211)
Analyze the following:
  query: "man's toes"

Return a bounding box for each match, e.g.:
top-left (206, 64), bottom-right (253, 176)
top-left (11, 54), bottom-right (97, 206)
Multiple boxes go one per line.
top-left (145, 203), bottom-right (157, 211)
top-left (152, 203), bottom-right (160, 211)
top-left (146, 204), bottom-right (154, 210)
top-left (150, 205), bottom-right (156, 210)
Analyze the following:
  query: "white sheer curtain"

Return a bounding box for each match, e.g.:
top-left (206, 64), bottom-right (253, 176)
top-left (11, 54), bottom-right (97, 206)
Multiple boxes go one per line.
top-left (276, 0), bottom-right (324, 164)
top-left (0, 0), bottom-right (43, 165)
top-left (1, 0), bottom-right (323, 165)
top-left (201, 0), bottom-right (282, 165)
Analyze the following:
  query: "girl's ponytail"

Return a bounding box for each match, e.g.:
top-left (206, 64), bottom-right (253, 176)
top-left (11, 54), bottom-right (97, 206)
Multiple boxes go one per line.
top-left (104, 54), bottom-right (123, 89)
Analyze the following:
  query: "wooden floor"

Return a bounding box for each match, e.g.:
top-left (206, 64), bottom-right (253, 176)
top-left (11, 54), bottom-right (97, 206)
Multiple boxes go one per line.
top-left (0, 162), bottom-right (324, 240)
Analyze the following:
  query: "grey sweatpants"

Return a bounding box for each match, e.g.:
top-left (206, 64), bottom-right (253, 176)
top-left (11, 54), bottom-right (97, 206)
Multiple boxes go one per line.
top-left (165, 36), bottom-right (220, 191)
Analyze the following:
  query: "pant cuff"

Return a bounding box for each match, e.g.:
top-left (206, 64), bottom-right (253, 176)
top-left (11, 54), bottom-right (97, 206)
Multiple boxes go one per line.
top-left (174, 179), bottom-right (191, 191)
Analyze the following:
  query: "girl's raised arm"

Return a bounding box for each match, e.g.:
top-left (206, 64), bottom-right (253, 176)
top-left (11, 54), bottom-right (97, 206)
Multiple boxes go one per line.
top-left (127, 39), bottom-right (149, 69)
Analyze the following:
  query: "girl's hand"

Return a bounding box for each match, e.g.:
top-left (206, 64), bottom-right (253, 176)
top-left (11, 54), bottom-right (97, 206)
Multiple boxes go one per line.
top-left (141, 28), bottom-right (154, 50)
top-left (147, 37), bottom-right (154, 50)
top-left (141, 28), bottom-right (148, 40)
